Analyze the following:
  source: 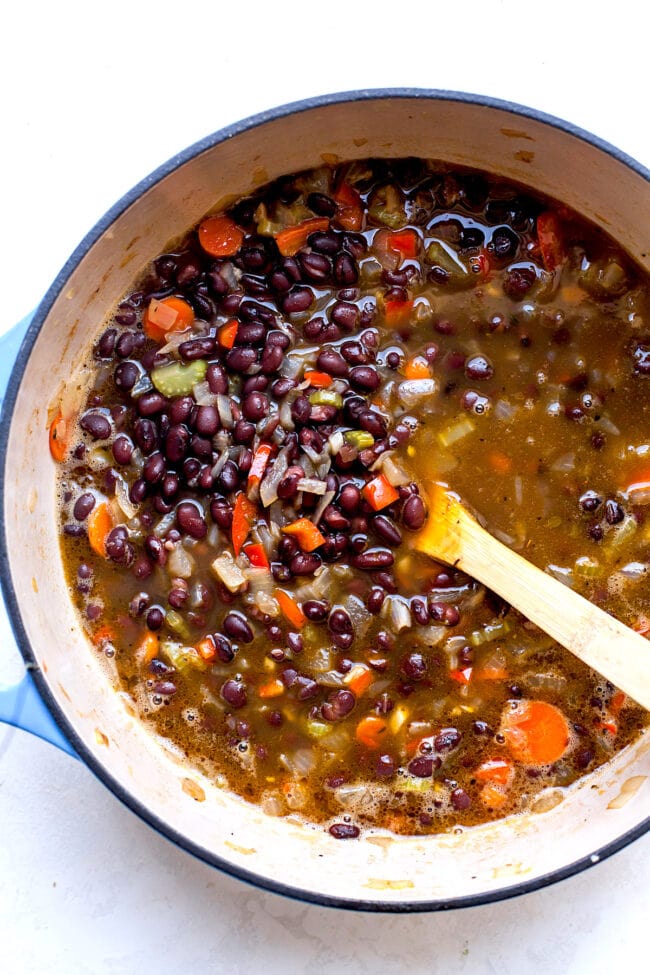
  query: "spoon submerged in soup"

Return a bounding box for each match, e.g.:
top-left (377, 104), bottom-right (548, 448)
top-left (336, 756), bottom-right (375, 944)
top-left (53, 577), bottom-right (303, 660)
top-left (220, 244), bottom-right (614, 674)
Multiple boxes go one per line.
top-left (417, 485), bottom-right (650, 712)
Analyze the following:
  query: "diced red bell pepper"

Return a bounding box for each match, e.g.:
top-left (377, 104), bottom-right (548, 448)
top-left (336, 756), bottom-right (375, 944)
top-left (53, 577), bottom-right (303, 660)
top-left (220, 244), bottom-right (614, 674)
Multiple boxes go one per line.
top-left (334, 181), bottom-right (363, 231)
top-left (247, 443), bottom-right (274, 493)
top-left (384, 297), bottom-right (414, 328)
top-left (218, 319), bottom-right (239, 349)
top-left (362, 474), bottom-right (400, 512)
top-left (231, 492), bottom-right (258, 556)
top-left (449, 667), bottom-right (473, 684)
top-left (244, 542), bottom-right (270, 570)
top-left (389, 229), bottom-right (420, 260)
top-left (281, 517), bottom-right (325, 552)
top-left (275, 217), bottom-right (330, 257)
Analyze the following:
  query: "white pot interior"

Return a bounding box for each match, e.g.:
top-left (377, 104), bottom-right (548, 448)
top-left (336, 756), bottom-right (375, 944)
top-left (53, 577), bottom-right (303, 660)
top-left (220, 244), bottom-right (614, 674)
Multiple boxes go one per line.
top-left (4, 94), bottom-right (650, 908)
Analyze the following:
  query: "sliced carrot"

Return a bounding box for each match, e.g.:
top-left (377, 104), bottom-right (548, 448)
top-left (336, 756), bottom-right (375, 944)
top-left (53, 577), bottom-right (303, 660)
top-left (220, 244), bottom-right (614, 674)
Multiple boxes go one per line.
top-left (87, 501), bottom-right (115, 559)
top-left (362, 473), bottom-right (400, 512)
top-left (333, 182), bottom-right (363, 231)
top-left (281, 518), bottom-right (325, 552)
top-left (144, 296), bottom-right (195, 342)
top-left (48, 410), bottom-right (69, 462)
top-left (475, 758), bottom-right (514, 785)
top-left (537, 210), bottom-right (565, 272)
top-left (480, 782), bottom-right (509, 809)
top-left (501, 699), bottom-right (571, 765)
top-left (244, 542), bottom-right (270, 570)
top-left (344, 665), bottom-right (374, 697)
top-left (355, 715), bottom-right (388, 749)
top-left (231, 492), bottom-right (258, 557)
top-left (389, 228), bottom-right (420, 260)
top-left (198, 214), bottom-right (244, 257)
top-left (488, 451), bottom-right (513, 475)
top-left (258, 678), bottom-right (285, 699)
top-left (196, 635), bottom-right (217, 662)
top-left (403, 355), bottom-right (432, 381)
top-left (275, 217), bottom-right (330, 257)
top-left (275, 589), bottom-right (306, 629)
top-left (304, 370), bottom-right (333, 388)
top-left (217, 319), bottom-right (239, 349)
top-left (135, 630), bottom-right (160, 664)
top-left (449, 667), bottom-right (473, 684)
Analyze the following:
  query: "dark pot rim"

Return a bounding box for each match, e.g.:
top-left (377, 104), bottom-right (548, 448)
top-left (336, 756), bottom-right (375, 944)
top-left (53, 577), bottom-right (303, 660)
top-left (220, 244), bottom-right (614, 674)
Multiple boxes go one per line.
top-left (2, 87), bottom-right (649, 913)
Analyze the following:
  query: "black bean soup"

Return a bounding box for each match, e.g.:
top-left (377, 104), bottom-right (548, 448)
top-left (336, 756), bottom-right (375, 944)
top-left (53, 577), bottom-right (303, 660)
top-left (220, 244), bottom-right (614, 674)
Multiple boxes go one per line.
top-left (53, 158), bottom-right (650, 838)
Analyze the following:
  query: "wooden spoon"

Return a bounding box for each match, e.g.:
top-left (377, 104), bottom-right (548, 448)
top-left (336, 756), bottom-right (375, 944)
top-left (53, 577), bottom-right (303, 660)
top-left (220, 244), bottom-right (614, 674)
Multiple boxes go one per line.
top-left (417, 485), bottom-right (650, 711)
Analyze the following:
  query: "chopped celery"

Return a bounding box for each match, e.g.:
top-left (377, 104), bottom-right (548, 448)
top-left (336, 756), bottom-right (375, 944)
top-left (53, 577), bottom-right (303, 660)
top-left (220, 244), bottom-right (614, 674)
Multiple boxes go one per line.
top-left (425, 239), bottom-right (471, 288)
top-left (401, 776), bottom-right (433, 793)
top-left (306, 720), bottom-right (330, 738)
top-left (469, 618), bottom-right (513, 647)
top-left (161, 640), bottom-right (205, 672)
top-left (309, 389), bottom-right (343, 408)
top-left (606, 514), bottom-right (637, 552)
top-left (344, 430), bottom-right (375, 450)
top-left (165, 611), bottom-right (192, 642)
top-left (436, 416), bottom-right (476, 448)
top-left (151, 359), bottom-right (208, 398)
top-left (367, 184), bottom-right (407, 229)
top-left (574, 556), bottom-right (602, 579)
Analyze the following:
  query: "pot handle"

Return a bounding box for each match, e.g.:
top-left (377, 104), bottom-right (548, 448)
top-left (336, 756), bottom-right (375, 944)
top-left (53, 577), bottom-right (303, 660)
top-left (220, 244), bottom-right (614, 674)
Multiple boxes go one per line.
top-left (0, 311), bottom-right (77, 758)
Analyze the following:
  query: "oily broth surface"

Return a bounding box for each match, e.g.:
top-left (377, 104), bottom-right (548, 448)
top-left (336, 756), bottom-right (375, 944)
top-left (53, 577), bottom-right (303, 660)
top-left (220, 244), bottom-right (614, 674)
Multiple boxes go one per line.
top-left (57, 158), bottom-right (650, 836)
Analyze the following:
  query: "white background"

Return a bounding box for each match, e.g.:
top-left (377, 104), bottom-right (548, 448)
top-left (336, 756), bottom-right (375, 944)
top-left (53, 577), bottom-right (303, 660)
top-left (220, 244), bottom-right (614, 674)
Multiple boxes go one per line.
top-left (1, 2), bottom-right (649, 972)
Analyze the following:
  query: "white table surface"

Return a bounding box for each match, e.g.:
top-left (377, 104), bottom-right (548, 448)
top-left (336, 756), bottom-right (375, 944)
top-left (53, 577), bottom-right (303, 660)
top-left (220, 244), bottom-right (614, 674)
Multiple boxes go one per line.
top-left (2, 2), bottom-right (649, 972)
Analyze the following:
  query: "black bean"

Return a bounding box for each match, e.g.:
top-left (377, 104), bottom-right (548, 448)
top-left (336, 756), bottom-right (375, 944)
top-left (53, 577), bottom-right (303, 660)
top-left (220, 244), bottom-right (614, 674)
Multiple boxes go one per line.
top-left (503, 265), bottom-right (536, 298)
top-left (338, 483), bottom-right (361, 514)
top-left (142, 452), bottom-right (165, 484)
top-left (73, 493), bottom-right (95, 521)
top-left (242, 391), bottom-right (269, 421)
top-left (111, 435), bottom-right (133, 465)
top-left (223, 611), bottom-right (254, 643)
top-left (194, 405), bottom-right (220, 436)
top-left (206, 362), bottom-right (228, 394)
top-left (138, 392), bottom-right (167, 416)
top-left (260, 343), bottom-right (284, 374)
top-left (210, 498), bottom-right (233, 530)
top-left (411, 597), bottom-right (429, 626)
top-left (114, 360), bottom-right (140, 395)
top-left (303, 317), bottom-right (325, 340)
top-left (277, 468), bottom-right (303, 500)
top-left (168, 585), bottom-right (188, 609)
top-left (115, 331), bottom-right (137, 359)
top-left (435, 728), bottom-right (461, 752)
top-left (291, 395), bottom-right (312, 424)
top-left (97, 328), bottom-right (117, 358)
top-left (349, 365), bottom-right (379, 392)
top-left (450, 787), bottom-right (471, 810)
top-left (290, 552), bottom-right (321, 575)
top-left (63, 524), bottom-right (85, 537)
top-left (226, 346), bottom-right (258, 372)
top-left (146, 607), bottom-right (165, 631)
top-left (300, 252), bottom-right (332, 282)
top-left (282, 286), bottom-right (314, 314)
top-left (295, 676), bottom-right (319, 701)
top-left (605, 499), bottom-right (625, 525)
top-left (235, 322), bottom-right (267, 345)
top-left (179, 336), bottom-right (215, 360)
top-left (351, 548), bottom-right (394, 571)
top-left (105, 527), bottom-right (134, 566)
top-left (80, 411), bottom-right (111, 441)
top-left (221, 679), bottom-right (247, 708)
top-left (366, 587), bottom-right (386, 614)
top-left (271, 562), bottom-right (292, 582)
top-left (402, 494), bottom-right (426, 530)
top-left (165, 424), bottom-right (190, 463)
top-left (134, 418), bottom-right (158, 454)
top-left (303, 599), bottom-right (330, 622)
top-left (307, 192), bottom-right (337, 217)
top-left (316, 348), bottom-right (348, 376)
top-left (330, 301), bottom-right (359, 331)
top-left (217, 460), bottom-right (241, 493)
top-left (465, 354), bottom-right (494, 381)
top-left (322, 689), bottom-right (356, 722)
top-left (428, 601), bottom-right (460, 626)
top-left (579, 490), bottom-right (602, 513)
top-left (375, 754), bottom-right (395, 778)
top-left (408, 756), bottom-right (436, 778)
top-left (372, 515), bottom-right (402, 547)
top-left (190, 433), bottom-right (212, 461)
top-left (321, 505), bottom-right (350, 531)
top-left (401, 652), bottom-right (427, 680)
top-left (176, 501), bottom-right (207, 539)
top-left (328, 607), bottom-right (353, 635)
top-left (333, 252), bottom-right (358, 285)
top-left (491, 226), bottom-right (518, 260)
top-left (574, 746), bottom-right (594, 770)
top-left (213, 633), bottom-right (235, 663)
top-left (329, 823), bottom-right (360, 839)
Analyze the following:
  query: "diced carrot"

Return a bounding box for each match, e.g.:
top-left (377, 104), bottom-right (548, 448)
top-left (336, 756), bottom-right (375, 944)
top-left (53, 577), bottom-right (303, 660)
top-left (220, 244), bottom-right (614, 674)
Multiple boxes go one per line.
top-left (480, 782), bottom-right (509, 809)
top-left (475, 758), bottom-right (514, 785)
top-left (597, 717), bottom-right (618, 736)
top-left (403, 355), bottom-right (432, 381)
top-left (633, 616), bottom-right (650, 637)
top-left (623, 465), bottom-right (650, 497)
top-left (344, 665), bottom-right (374, 697)
top-left (87, 501), bottom-right (115, 559)
top-left (135, 630), bottom-right (160, 664)
top-left (281, 518), bottom-right (325, 552)
top-left (610, 690), bottom-right (627, 714)
top-left (501, 699), bottom-right (571, 765)
top-left (48, 410), bottom-right (69, 462)
top-left (275, 217), bottom-right (330, 257)
top-left (560, 284), bottom-right (588, 304)
top-left (450, 667), bottom-right (473, 684)
top-left (537, 211), bottom-right (565, 272)
top-left (196, 635), bottom-right (217, 662)
top-left (144, 296), bottom-right (195, 342)
top-left (231, 492), bottom-right (258, 556)
top-left (475, 663), bottom-right (509, 681)
top-left (304, 370), bottom-right (333, 388)
top-left (198, 214), bottom-right (244, 257)
top-left (362, 474), bottom-right (400, 512)
top-left (334, 182), bottom-right (363, 231)
top-left (389, 228), bottom-right (420, 260)
top-left (488, 451), bottom-right (513, 475)
top-left (275, 589), bottom-right (307, 629)
top-left (217, 319), bottom-right (239, 349)
top-left (258, 678), bottom-right (285, 699)
top-left (92, 624), bottom-right (116, 648)
top-left (355, 714), bottom-right (388, 749)
top-left (244, 542), bottom-right (270, 570)
top-left (384, 297), bottom-right (414, 327)
top-left (247, 443), bottom-right (274, 493)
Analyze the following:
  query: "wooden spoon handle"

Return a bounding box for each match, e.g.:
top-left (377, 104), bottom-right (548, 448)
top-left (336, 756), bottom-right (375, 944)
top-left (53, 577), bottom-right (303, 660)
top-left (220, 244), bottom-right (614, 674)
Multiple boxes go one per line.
top-left (419, 493), bottom-right (650, 711)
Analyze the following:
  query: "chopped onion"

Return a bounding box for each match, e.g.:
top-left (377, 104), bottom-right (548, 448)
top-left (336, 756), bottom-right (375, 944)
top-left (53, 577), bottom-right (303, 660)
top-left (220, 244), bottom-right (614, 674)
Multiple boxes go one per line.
top-left (301, 444), bottom-right (323, 464)
top-left (546, 563), bottom-right (575, 588)
top-left (130, 372), bottom-right (152, 398)
top-left (551, 452), bottom-right (575, 472)
top-left (158, 328), bottom-right (193, 354)
top-left (514, 476), bottom-right (523, 506)
top-left (626, 484), bottom-right (650, 505)
top-left (115, 476), bottom-right (139, 520)
top-left (260, 447), bottom-right (290, 507)
top-left (313, 490), bottom-right (336, 525)
top-left (193, 381), bottom-right (219, 407)
top-left (397, 378), bottom-right (437, 408)
top-left (210, 552), bottom-right (247, 592)
top-left (328, 431), bottom-right (345, 454)
top-left (378, 452), bottom-right (411, 486)
top-left (494, 399), bottom-right (515, 421)
top-left (254, 591), bottom-right (280, 617)
top-left (242, 566), bottom-right (275, 594)
top-left (597, 415), bottom-right (620, 436)
top-left (344, 594), bottom-right (372, 641)
top-left (216, 393), bottom-right (234, 429)
top-left (168, 544), bottom-right (195, 579)
top-left (279, 398), bottom-right (295, 431)
top-left (383, 595), bottom-right (412, 632)
top-left (210, 449), bottom-right (230, 480)
top-left (437, 415), bottom-right (475, 448)
top-left (297, 477), bottom-right (327, 495)
top-left (620, 561), bottom-right (649, 579)
top-left (153, 511), bottom-right (176, 538)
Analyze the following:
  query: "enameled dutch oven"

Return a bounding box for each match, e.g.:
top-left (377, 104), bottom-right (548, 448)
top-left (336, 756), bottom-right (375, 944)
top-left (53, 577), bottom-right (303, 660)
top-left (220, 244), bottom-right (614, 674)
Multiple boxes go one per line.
top-left (2, 90), bottom-right (650, 912)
